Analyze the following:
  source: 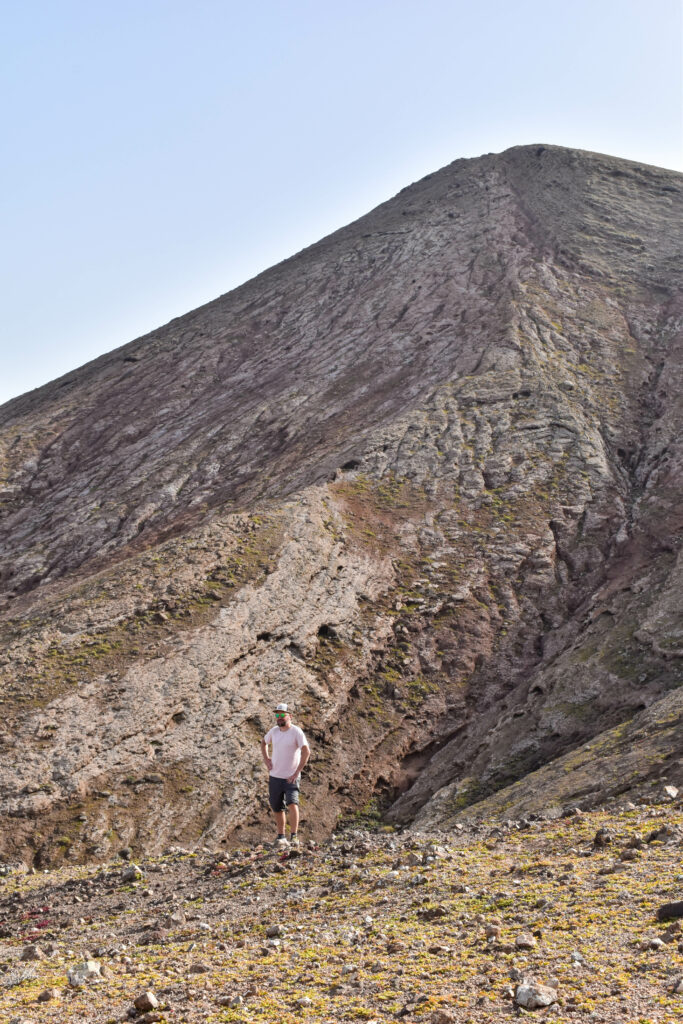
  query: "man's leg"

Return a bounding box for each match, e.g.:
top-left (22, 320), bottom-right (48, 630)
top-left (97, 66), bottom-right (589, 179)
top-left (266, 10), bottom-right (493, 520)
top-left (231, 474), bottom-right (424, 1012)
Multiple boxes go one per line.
top-left (287, 802), bottom-right (299, 836)
top-left (269, 778), bottom-right (288, 840)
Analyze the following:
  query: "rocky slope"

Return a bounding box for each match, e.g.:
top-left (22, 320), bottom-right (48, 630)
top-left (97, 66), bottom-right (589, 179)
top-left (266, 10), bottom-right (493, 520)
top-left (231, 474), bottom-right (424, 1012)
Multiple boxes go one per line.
top-left (0, 144), bottom-right (681, 864)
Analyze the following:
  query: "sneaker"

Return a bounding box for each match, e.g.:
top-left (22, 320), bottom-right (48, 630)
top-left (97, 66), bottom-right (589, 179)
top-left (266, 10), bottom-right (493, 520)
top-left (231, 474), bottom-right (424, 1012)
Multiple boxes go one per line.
top-left (290, 834), bottom-right (300, 848)
top-left (274, 835), bottom-right (289, 849)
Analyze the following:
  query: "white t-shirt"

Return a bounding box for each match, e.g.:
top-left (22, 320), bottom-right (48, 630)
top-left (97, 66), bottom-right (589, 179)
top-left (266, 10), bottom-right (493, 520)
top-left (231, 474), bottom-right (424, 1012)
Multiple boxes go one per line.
top-left (264, 724), bottom-right (308, 778)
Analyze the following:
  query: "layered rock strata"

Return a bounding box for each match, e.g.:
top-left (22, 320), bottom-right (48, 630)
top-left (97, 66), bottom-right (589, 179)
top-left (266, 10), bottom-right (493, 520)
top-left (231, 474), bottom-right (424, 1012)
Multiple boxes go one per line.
top-left (0, 144), bottom-right (681, 862)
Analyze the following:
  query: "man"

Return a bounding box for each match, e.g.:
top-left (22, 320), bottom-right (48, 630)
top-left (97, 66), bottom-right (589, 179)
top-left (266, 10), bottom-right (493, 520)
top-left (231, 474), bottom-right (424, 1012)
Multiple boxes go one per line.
top-left (261, 703), bottom-right (310, 847)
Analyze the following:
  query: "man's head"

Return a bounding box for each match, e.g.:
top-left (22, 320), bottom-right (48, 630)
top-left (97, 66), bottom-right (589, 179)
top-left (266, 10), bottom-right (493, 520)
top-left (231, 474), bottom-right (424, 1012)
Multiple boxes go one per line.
top-left (274, 702), bottom-right (291, 728)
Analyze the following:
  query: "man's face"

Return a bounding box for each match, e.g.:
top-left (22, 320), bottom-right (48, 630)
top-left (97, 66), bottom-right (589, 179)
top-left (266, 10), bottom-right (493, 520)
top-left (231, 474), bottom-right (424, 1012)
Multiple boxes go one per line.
top-left (275, 712), bottom-right (291, 728)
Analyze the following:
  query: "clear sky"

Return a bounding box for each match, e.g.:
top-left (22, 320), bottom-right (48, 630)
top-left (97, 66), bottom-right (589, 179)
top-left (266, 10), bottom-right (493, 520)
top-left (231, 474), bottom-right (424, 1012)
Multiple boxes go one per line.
top-left (2, 0), bottom-right (681, 407)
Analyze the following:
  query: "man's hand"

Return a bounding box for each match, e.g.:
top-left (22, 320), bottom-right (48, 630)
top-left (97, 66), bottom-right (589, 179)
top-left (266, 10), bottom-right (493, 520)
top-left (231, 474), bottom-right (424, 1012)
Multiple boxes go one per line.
top-left (264, 757), bottom-right (273, 771)
top-left (288, 745), bottom-right (309, 784)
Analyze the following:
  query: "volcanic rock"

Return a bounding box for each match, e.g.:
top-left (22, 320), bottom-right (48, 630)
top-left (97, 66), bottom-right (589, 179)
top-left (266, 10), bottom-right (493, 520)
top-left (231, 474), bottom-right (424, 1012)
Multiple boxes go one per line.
top-left (133, 991), bottom-right (159, 1012)
top-left (657, 900), bottom-right (683, 922)
top-left (0, 144), bottom-right (681, 860)
top-left (67, 960), bottom-right (101, 987)
top-left (515, 982), bottom-right (558, 1009)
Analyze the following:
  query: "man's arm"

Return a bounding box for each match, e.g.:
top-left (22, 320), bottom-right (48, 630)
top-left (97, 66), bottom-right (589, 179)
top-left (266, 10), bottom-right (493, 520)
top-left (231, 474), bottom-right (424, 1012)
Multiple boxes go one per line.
top-left (261, 738), bottom-right (272, 771)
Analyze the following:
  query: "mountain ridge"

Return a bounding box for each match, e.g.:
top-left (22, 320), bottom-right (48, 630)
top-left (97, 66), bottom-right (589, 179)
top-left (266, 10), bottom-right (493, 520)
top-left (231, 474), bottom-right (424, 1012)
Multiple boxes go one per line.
top-left (4, 142), bottom-right (676, 417)
top-left (0, 143), bottom-right (681, 865)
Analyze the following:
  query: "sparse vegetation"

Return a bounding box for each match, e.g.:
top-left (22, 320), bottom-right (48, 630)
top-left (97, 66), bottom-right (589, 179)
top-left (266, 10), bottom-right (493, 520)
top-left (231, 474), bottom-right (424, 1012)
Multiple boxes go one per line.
top-left (0, 802), bottom-right (681, 1022)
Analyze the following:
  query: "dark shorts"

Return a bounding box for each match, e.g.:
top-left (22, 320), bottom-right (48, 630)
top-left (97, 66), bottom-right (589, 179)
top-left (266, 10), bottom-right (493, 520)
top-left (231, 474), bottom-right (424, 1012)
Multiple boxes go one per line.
top-left (268, 775), bottom-right (300, 812)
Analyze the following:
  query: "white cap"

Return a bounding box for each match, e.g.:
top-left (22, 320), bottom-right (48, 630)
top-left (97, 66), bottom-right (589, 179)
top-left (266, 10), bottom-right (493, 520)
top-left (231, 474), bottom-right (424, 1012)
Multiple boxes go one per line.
top-left (275, 702), bottom-right (288, 712)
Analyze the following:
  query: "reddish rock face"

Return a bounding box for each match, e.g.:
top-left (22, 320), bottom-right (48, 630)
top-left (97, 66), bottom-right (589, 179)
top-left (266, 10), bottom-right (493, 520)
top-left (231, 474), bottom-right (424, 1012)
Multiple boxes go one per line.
top-left (0, 144), bottom-right (681, 863)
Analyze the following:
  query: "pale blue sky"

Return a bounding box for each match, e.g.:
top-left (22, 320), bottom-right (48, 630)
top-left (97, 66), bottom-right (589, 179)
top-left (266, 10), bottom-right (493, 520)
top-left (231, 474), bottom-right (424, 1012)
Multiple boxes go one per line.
top-left (2, 0), bottom-right (681, 406)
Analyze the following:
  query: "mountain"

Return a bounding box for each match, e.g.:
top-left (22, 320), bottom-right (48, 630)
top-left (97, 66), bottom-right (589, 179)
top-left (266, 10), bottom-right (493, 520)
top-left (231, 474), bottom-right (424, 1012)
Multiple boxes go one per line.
top-left (0, 144), bottom-right (681, 866)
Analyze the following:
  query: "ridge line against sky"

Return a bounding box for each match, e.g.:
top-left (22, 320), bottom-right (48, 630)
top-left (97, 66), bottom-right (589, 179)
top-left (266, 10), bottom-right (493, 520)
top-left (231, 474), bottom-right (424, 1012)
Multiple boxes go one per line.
top-left (1, 0), bottom-right (682, 407)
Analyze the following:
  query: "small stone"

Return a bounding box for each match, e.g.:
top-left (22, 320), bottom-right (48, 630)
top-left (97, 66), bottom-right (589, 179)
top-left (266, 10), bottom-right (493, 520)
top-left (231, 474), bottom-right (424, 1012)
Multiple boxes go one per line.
top-left (67, 960), bottom-right (102, 987)
top-left (134, 991), bottom-right (159, 1012)
top-left (619, 849), bottom-right (640, 861)
top-left (593, 827), bottom-right (612, 847)
top-left (431, 1011), bottom-right (457, 1024)
top-left (188, 961), bottom-right (210, 973)
top-left (122, 863), bottom-right (143, 883)
top-left (37, 987), bottom-right (61, 1002)
top-left (295, 995), bottom-right (313, 1007)
top-left (515, 983), bottom-right (558, 1009)
top-left (657, 900), bottom-right (683, 922)
top-left (649, 937), bottom-right (665, 950)
top-left (266, 924), bottom-right (284, 937)
top-left (647, 825), bottom-right (677, 843)
top-left (515, 932), bottom-right (537, 949)
top-left (418, 904), bottom-right (447, 921)
top-left (20, 944), bottom-right (44, 961)
top-left (664, 785), bottom-right (679, 799)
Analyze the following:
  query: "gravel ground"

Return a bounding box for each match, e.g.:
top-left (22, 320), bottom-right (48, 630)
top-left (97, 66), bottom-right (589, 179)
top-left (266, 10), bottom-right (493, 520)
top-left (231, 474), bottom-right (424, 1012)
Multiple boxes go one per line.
top-left (0, 802), bottom-right (682, 1023)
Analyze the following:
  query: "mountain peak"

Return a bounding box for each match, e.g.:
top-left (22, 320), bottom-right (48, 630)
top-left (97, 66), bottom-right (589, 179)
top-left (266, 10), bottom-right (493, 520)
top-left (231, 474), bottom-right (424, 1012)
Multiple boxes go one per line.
top-left (0, 146), bottom-right (681, 864)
